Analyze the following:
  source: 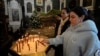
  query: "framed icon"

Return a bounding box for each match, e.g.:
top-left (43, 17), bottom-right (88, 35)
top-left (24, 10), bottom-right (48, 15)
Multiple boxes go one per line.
top-left (12, 9), bottom-right (19, 21)
top-left (36, 0), bottom-right (43, 6)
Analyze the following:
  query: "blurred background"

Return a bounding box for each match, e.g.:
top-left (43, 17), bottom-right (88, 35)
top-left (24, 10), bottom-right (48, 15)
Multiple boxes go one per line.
top-left (0, 0), bottom-right (100, 56)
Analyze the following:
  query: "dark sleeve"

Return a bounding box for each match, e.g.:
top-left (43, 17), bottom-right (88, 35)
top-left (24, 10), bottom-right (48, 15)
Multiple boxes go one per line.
top-left (61, 20), bottom-right (70, 34)
top-left (54, 21), bottom-right (60, 36)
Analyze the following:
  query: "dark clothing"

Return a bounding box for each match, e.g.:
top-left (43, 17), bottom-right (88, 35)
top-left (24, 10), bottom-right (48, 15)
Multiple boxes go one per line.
top-left (54, 20), bottom-right (60, 36)
top-left (0, 15), bottom-right (19, 56)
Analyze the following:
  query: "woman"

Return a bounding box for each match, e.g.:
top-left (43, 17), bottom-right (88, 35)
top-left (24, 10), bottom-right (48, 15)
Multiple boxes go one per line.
top-left (46, 8), bottom-right (70, 56)
top-left (56, 8), bottom-right (70, 35)
top-left (43, 6), bottom-right (100, 56)
top-left (54, 8), bottom-right (70, 56)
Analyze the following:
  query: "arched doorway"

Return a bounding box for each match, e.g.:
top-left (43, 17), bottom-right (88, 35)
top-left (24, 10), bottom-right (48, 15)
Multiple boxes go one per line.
top-left (27, 2), bottom-right (32, 13)
top-left (47, 5), bottom-right (51, 12)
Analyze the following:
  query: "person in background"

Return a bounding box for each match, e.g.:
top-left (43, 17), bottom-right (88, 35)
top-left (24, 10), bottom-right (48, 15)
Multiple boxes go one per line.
top-left (56, 8), bottom-right (70, 35)
top-left (46, 8), bottom-right (70, 56)
top-left (43, 6), bottom-right (100, 56)
top-left (54, 8), bottom-right (70, 56)
top-left (54, 14), bottom-right (61, 36)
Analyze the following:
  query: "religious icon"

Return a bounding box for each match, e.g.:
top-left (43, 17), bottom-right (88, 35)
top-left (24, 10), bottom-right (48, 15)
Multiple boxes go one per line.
top-left (83, 0), bottom-right (92, 7)
top-left (38, 0), bottom-right (42, 4)
top-left (12, 9), bottom-right (19, 21)
top-left (36, 0), bottom-right (43, 6)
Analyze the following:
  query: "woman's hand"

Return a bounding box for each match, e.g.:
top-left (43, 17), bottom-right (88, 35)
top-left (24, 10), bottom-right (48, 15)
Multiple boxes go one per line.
top-left (41, 38), bottom-right (49, 44)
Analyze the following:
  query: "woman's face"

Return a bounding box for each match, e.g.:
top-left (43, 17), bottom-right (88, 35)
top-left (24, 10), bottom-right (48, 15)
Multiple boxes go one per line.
top-left (61, 9), bottom-right (68, 20)
top-left (69, 12), bottom-right (84, 26)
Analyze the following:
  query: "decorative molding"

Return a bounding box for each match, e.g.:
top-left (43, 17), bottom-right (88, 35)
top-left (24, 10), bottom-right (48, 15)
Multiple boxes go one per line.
top-left (8, 0), bottom-right (22, 32)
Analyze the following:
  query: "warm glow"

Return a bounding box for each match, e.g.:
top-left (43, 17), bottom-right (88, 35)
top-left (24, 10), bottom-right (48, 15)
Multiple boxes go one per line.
top-left (11, 34), bottom-right (48, 55)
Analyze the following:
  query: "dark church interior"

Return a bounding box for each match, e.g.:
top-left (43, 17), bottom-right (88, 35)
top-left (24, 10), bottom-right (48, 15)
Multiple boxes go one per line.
top-left (0, 0), bottom-right (100, 56)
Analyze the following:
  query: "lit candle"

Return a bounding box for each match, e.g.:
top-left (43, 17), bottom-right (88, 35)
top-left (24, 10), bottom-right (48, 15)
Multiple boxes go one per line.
top-left (37, 40), bottom-right (46, 47)
top-left (27, 43), bottom-right (30, 51)
top-left (18, 39), bottom-right (21, 52)
top-left (16, 42), bottom-right (19, 52)
top-left (20, 38), bottom-right (24, 49)
top-left (35, 41), bottom-right (37, 52)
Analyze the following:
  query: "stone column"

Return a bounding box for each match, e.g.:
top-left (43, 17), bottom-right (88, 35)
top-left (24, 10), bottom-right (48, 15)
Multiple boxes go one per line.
top-left (4, 0), bottom-right (8, 15)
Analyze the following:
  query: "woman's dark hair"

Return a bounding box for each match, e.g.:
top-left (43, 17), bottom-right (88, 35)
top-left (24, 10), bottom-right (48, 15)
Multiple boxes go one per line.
top-left (62, 7), bottom-right (70, 13)
top-left (70, 6), bottom-right (93, 21)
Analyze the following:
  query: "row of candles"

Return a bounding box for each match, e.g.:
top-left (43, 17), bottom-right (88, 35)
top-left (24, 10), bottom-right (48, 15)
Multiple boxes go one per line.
top-left (15, 33), bottom-right (46, 53)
